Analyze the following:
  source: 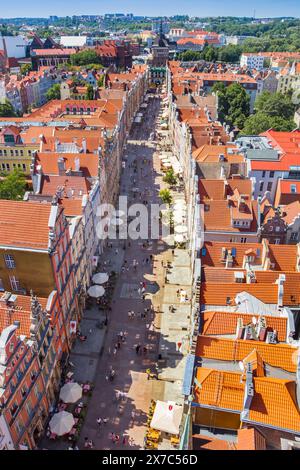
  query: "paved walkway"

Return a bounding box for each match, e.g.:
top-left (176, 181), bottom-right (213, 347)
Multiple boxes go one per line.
top-left (41, 94), bottom-right (192, 451)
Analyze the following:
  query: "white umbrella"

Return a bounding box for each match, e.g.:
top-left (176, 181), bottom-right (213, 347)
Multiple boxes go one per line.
top-left (175, 225), bottom-right (188, 234)
top-left (92, 272), bottom-right (109, 284)
top-left (59, 383), bottom-right (82, 404)
top-left (87, 285), bottom-right (105, 298)
top-left (163, 162), bottom-right (172, 168)
top-left (49, 411), bottom-right (75, 436)
top-left (150, 401), bottom-right (183, 435)
top-left (174, 234), bottom-right (186, 243)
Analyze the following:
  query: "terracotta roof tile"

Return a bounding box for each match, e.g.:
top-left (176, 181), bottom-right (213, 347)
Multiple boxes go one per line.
top-left (201, 282), bottom-right (278, 305)
top-left (0, 293), bottom-right (48, 337)
top-left (202, 311), bottom-right (287, 342)
top-left (196, 336), bottom-right (297, 372)
top-left (35, 153), bottom-right (99, 178)
top-left (194, 368), bottom-right (300, 432)
top-left (0, 200), bottom-right (52, 250)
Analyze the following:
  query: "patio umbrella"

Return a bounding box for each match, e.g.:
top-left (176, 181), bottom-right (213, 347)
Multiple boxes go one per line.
top-left (49, 411), bottom-right (75, 436)
top-left (150, 401), bottom-right (183, 435)
top-left (59, 383), bottom-right (82, 404)
top-left (174, 234), bottom-right (186, 243)
top-left (92, 272), bottom-right (109, 284)
top-left (175, 225), bottom-right (188, 234)
top-left (163, 162), bottom-right (172, 168)
top-left (87, 285), bottom-right (105, 298)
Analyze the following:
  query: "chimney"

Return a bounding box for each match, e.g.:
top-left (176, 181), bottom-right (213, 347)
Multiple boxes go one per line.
top-left (57, 157), bottom-right (66, 176)
top-left (261, 239), bottom-right (270, 270)
top-left (276, 273), bottom-right (286, 308)
top-left (81, 138), bottom-right (87, 153)
top-left (238, 196), bottom-right (247, 213)
top-left (240, 362), bottom-right (254, 421)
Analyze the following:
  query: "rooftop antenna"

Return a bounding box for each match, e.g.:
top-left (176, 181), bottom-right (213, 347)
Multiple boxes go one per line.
top-left (253, 9), bottom-right (256, 19)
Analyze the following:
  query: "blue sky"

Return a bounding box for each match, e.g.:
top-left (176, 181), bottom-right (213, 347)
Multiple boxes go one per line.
top-left (1, 0), bottom-right (300, 18)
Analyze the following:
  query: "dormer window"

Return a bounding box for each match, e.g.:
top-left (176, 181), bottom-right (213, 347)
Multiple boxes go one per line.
top-left (291, 184), bottom-right (297, 193)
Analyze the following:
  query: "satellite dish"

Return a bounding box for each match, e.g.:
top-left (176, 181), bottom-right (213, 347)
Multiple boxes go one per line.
top-left (252, 316), bottom-right (257, 325)
top-left (238, 361), bottom-right (244, 371)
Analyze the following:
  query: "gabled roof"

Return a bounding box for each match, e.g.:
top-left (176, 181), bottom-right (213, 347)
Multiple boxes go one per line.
top-left (201, 283), bottom-right (278, 305)
top-left (194, 368), bottom-right (300, 433)
top-left (196, 335), bottom-right (297, 373)
top-left (0, 294), bottom-right (48, 337)
top-left (202, 311), bottom-right (287, 342)
top-left (35, 153), bottom-right (99, 178)
top-left (0, 201), bottom-right (52, 250)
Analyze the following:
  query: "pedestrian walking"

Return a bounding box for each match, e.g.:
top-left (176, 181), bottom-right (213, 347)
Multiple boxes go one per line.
top-left (113, 346), bottom-right (117, 356)
top-left (143, 346), bottom-right (148, 355)
top-left (117, 340), bottom-right (121, 349)
top-left (84, 437), bottom-right (89, 448)
top-left (135, 344), bottom-right (141, 355)
top-left (122, 434), bottom-right (127, 445)
top-left (103, 417), bottom-right (108, 424)
top-left (128, 310), bottom-right (132, 320)
top-left (97, 417), bottom-right (102, 427)
top-left (131, 410), bottom-right (135, 423)
top-left (115, 248), bottom-right (119, 255)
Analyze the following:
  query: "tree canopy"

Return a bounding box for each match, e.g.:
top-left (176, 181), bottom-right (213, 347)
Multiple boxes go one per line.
top-left (46, 83), bottom-right (61, 101)
top-left (0, 170), bottom-right (27, 200)
top-left (240, 91), bottom-right (296, 134)
top-left (70, 50), bottom-right (102, 66)
top-left (0, 101), bottom-right (16, 117)
top-left (212, 82), bottom-right (250, 129)
top-left (85, 84), bottom-right (94, 100)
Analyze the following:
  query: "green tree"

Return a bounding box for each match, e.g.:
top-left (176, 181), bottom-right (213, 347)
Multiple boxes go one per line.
top-left (255, 91), bottom-right (295, 120)
top-left (70, 50), bottom-right (102, 66)
top-left (0, 170), bottom-right (26, 200)
top-left (163, 169), bottom-right (178, 186)
top-left (85, 84), bottom-right (94, 100)
top-left (46, 83), bottom-right (61, 101)
top-left (0, 100), bottom-right (16, 117)
top-left (21, 63), bottom-right (32, 76)
top-left (97, 75), bottom-right (105, 87)
top-left (213, 82), bottom-right (250, 128)
top-left (159, 189), bottom-right (173, 205)
top-left (240, 113), bottom-right (295, 135)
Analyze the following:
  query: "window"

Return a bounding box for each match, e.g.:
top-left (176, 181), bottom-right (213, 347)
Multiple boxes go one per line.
top-left (15, 150), bottom-right (19, 156)
top-left (10, 150), bottom-right (14, 156)
top-left (0, 278), bottom-right (4, 291)
top-left (20, 150), bottom-right (23, 156)
top-left (275, 226), bottom-right (280, 232)
top-left (4, 254), bottom-right (16, 269)
top-left (9, 276), bottom-right (21, 292)
top-left (291, 184), bottom-right (297, 193)
top-left (6, 163), bottom-right (10, 171)
top-left (259, 181), bottom-right (264, 192)
top-left (262, 171), bottom-right (266, 178)
top-left (275, 238), bottom-right (281, 244)
top-left (269, 171), bottom-right (274, 178)
top-left (267, 182), bottom-right (272, 192)
top-left (291, 232), bottom-right (298, 241)
top-left (22, 164), bottom-right (26, 171)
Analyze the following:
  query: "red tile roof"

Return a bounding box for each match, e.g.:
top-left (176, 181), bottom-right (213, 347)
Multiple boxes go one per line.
top-left (35, 153), bottom-right (99, 178)
top-left (40, 175), bottom-right (90, 197)
top-left (202, 311), bottom-right (287, 342)
top-left (194, 368), bottom-right (300, 432)
top-left (196, 335), bottom-right (297, 373)
top-left (0, 293), bottom-right (48, 337)
top-left (0, 201), bottom-right (52, 250)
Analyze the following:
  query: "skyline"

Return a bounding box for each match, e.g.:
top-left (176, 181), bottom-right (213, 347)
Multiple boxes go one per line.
top-left (1, 0), bottom-right (300, 19)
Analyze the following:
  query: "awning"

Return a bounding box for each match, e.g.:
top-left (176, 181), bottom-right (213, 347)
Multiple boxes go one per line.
top-left (150, 401), bottom-right (183, 435)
